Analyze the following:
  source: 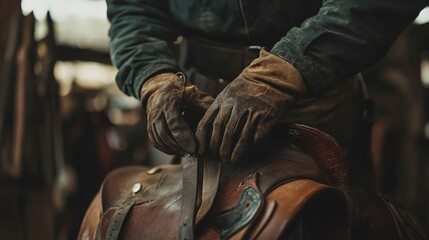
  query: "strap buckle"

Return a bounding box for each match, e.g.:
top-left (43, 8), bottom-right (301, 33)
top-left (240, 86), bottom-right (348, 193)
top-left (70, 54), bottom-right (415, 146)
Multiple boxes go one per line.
top-left (243, 46), bottom-right (262, 66)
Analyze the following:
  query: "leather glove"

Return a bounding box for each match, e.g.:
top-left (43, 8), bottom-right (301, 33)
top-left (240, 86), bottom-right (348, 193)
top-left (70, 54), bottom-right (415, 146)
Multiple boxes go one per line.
top-left (141, 72), bottom-right (214, 155)
top-left (196, 49), bottom-right (308, 162)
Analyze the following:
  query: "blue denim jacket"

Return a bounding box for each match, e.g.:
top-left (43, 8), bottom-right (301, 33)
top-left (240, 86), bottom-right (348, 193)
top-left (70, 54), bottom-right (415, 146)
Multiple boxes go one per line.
top-left (106, 0), bottom-right (427, 98)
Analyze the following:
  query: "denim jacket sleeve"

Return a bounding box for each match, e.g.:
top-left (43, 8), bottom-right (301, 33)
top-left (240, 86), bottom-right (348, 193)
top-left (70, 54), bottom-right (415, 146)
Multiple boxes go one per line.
top-left (271, 0), bottom-right (427, 96)
top-left (107, 0), bottom-right (181, 98)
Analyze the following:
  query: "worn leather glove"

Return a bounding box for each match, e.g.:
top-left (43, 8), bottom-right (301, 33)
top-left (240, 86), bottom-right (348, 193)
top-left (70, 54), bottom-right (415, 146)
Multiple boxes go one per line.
top-left (140, 72), bottom-right (214, 155)
top-left (196, 49), bottom-right (308, 162)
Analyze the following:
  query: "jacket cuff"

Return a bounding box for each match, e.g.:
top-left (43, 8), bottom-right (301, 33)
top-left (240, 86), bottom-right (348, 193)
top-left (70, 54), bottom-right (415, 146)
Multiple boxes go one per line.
top-left (271, 40), bottom-right (335, 97)
top-left (134, 64), bottom-right (180, 99)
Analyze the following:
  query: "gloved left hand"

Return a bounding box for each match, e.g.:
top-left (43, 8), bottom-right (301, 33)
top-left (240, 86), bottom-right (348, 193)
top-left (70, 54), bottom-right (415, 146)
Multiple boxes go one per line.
top-left (196, 49), bottom-right (308, 162)
top-left (141, 72), bottom-right (214, 155)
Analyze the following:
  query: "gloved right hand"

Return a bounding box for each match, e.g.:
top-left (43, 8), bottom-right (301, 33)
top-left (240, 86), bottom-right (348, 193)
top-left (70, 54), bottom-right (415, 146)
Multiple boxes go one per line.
top-left (140, 72), bottom-right (214, 155)
top-left (196, 49), bottom-right (308, 163)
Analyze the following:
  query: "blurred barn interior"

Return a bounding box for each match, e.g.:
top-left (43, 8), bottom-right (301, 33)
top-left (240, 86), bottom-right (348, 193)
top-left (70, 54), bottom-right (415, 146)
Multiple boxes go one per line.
top-left (0, 0), bottom-right (428, 239)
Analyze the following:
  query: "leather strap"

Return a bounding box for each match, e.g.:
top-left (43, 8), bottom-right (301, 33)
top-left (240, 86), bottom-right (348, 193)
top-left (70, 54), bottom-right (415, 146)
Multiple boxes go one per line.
top-left (106, 197), bottom-right (135, 240)
top-left (179, 154), bottom-right (201, 240)
top-left (179, 153), bottom-right (222, 239)
top-left (196, 155), bottom-right (222, 224)
top-left (179, 124), bottom-right (349, 239)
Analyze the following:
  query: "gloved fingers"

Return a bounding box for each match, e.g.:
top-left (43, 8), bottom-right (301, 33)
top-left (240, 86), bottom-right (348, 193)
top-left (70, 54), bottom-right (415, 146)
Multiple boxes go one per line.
top-left (219, 108), bottom-right (250, 162)
top-left (253, 114), bottom-right (276, 148)
top-left (196, 105), bottom-right (219, 155)
top-left (165, 103), bottom-right (197, 154)
top-left (195, 94), bottom-right (214, 110)
top-left (180, 98), bottom-right (210, 133)
top-left (147, 126), bottom-right (159, 150)
top-left (148, 121), bottom-right (176, 155)
top-left (230, 119), bottom-right (256, 163)
top-left (155, 114), bottom-right (184, 154)
top-left (209, 106), bottom-right (232, 158)
top-left (184, 85), bottom-right (214, 110)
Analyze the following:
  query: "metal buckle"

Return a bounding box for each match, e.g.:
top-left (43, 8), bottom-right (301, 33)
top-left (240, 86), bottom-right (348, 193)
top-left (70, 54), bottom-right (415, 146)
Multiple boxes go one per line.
top-left (243, 46), bottom-right (262, 66)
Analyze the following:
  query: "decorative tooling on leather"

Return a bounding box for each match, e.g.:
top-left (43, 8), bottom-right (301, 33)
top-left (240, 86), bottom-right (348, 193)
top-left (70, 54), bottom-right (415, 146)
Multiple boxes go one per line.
top-left (286, 124), bottom-right (349, 186)
top-left (209, 187), bottom-right (263, 239)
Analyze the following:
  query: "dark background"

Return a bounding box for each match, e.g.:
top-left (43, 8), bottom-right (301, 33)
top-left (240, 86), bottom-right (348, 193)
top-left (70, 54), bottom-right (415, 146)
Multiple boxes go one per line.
top-left (0, 0), bottom-right (428, 239)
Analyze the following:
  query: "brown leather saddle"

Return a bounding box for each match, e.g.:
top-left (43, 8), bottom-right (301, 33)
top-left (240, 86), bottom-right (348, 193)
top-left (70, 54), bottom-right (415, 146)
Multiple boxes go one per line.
top-left (78, 124), bottom-right (426, 239)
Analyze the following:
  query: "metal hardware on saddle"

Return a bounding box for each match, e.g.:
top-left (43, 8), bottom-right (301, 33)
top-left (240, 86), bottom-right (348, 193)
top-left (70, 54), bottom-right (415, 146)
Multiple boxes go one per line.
top-left (147, 167), bottom-right (162, 175)
top-left (105, 182), bottom-right (145, 240)
top-left (179, 154), bottom-right (200, 240)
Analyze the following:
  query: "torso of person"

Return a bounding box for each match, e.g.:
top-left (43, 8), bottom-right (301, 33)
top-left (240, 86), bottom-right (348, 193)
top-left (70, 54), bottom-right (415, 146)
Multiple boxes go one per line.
top-left (169, 0), bottom-right (322, 47)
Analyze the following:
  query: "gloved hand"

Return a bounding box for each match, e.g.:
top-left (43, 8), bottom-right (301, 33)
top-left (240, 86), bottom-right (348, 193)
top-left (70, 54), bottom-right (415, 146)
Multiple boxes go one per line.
top-left (140, 72), bottom-right (214, 155)
top-left (196, 49), bottom-right (308, 162)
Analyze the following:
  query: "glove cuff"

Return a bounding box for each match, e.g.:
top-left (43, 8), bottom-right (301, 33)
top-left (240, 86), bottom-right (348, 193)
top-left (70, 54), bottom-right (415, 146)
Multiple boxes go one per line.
top-left (140, 72), bottom-right (184, 100)
top-left (140, 72), bottom-right (187, 114)
top-left (242, 48), bottom-right (309, 100)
